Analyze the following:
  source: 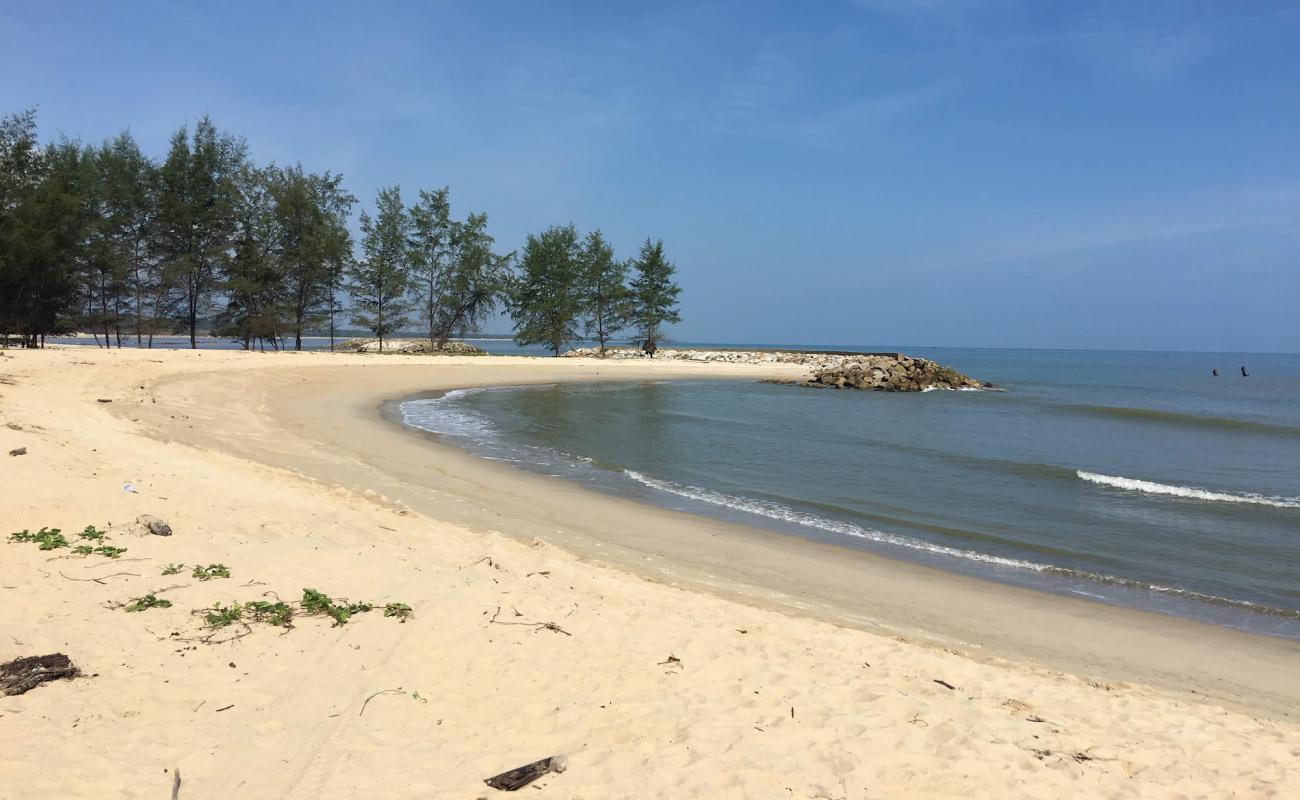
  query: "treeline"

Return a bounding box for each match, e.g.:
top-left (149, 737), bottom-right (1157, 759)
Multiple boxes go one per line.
top-left (0, 109), bottom-right (680, 354)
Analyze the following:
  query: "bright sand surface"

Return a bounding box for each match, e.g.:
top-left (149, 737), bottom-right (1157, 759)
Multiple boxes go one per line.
top-left (1, 347), bottom-right (1297, 799)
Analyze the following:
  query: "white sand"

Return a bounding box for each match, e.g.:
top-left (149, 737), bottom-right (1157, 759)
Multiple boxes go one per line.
top-left (1, 346), bottom-right (1297, 799)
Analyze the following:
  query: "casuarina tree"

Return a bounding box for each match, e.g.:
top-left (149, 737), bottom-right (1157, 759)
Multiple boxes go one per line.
top-left (628, 238), bottom-right (681, 352)
top-left (154, 116), bottom-right (245, 348)
top-left (348, 185), bottom-right (411, 351)
top-left (579, 230), bottom-right (631, 356)
top-left (509, 224), bottom-right (583, 356)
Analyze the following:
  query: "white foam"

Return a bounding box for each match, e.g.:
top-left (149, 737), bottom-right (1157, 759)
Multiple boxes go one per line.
top-left (622, 470), bottom-right (1050, 571)
top-left (1076, 471), bottom-right (1300, 509)
top-left (401, 389), bottom-right (499, 441)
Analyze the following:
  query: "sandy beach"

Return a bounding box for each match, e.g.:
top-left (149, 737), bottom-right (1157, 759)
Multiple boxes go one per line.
top-left (2, 346), bottom-right (1298, 799)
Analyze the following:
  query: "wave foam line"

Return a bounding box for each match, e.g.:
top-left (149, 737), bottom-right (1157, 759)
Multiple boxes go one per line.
top-left (1077, 471), bottom-right (1300, 509)
top-left (623, 470), bottom-right (1049, 571)
top-left (626, 470), bottom-right (1300, 619)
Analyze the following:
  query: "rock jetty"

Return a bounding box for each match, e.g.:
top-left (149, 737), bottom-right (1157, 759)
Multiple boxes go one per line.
top-left (561, 347), bottom-right (986, 392)
top-left (795, 355), bottom-right (984, 392)
top-left (335, 338), bottom-right (485, 355)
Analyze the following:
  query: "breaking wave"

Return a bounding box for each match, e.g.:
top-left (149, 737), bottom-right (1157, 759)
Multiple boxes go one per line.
top-left (623, 470), bottom-right (1300, 620)
top-left (1077, 471), bottom-right (1300, 509)
top-left (624, 469), bottom-right (1060, 572)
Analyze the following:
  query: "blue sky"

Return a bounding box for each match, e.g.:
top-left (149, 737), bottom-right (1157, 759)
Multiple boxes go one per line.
top-left (3, 1), bottom-right (1299, 351)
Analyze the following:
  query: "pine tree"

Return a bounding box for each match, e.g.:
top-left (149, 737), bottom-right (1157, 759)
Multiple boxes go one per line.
top-left (348, 185), bottom-right (411, 351)
top-left (628, 238), bottom-right (681, 352)
top-left (509, 224), bottom-right (583, 356)
top-left (579, 230), bottom-right (631, 356)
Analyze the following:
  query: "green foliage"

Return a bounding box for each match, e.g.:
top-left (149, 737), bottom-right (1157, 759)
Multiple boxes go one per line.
top-left (410, 187), bottom-right (512, 344)
top-left (161, 562), bottom-right (184, 575)
top-left (328, 601), bottom-right (372, 626)
top-left (300, 587), bottom-right (372, 626)
top-left (579, 230), bottom-right (632, 355)
top-left (214, 164), bottom-right (283, 346)
top-left (438, 212), bottom-right (513, 342)
top-left (4, 107), bottom-right (677, 359)
top-left (0, 113), bottom-right (88, 345)
top-left (300, 588), bottom-right (334, 615)
top-left (628, 238), bottom-right (682, 349)
top-left (126, 593), bottom-right (173, 612)
top-left (215, 165), bottom-right (356, 351)
top-left (9, 527), bottom-right (69, 550)
top-left (192, 563), bottom-right (231, 581)
top-left (245, 600), bottom-right (294, 627)
top-left (409, 186), bottom-right (453, 340)
top-left (155, 116), bottom-right (247, 348)
top-left (204, 603), bottom-right (243, 628)
top-left (384, 602), bottom-right (413, 622)
top-left (509, 224), bottom-right (585, 356)
top-left (87, 131), bottom-right (160, 347)
top-left (348, 185), bottom-right (412, 350)
top-left (77, 525), bottom-right (106, 541)
top-left (274, 167), bottom-right (355, 350)
top-left (14, 525), bottom-right (121, 556)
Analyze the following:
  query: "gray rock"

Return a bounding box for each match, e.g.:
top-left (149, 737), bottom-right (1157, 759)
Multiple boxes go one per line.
top-left (137, 515), bottom-right (173, 537)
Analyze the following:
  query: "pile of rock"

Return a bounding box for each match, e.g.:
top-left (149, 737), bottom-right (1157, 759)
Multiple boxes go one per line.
top-left (335, 338), bottom-right (485, 355)
top-left (562, 346), bottom-right (986, 392)
top-left (796, 355), bottom-right (985, 392)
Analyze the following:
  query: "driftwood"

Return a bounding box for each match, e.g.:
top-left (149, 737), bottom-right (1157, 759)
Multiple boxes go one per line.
top-left (1, 653), bottom-right (79, 696)
top-left (359, 688), bottom-right (404, 716)
top-left (484, 755), bottom-right (566, 791)
top-left (8, 446), bottom-right (25, 456)
top-left (170, 768), bottom-right (182, 800)
top-left (488, 606), bottom-right (571, 636)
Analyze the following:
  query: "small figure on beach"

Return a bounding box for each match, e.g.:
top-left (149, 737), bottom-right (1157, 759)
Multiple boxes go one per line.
top-left (642, 339), bottom-right (657, 358)
top-left (1241, 366), bottom-right (1249, 377)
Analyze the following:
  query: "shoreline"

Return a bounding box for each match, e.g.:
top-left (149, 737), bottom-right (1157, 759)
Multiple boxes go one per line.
top-left (130, 354), bottom-right (1299, 717)
top-left (4, 347), bottom-right (1299, 797)
top-left (392, 381), bottom-right (1300, 640)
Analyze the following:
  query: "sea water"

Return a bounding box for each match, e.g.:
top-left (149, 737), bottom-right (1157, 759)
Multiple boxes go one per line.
top-left (402, 347), bottom-right (1300, 638)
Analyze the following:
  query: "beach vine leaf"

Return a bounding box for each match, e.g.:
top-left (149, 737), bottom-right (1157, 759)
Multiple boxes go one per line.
top-left (8, 527), bottom-right (69, 550)
top-left (125, 594), bottom-right (173, 612)
top-left (192, 563), bottom-right (231, 581)
top-left (204, 603), bottom-right (243, 628)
